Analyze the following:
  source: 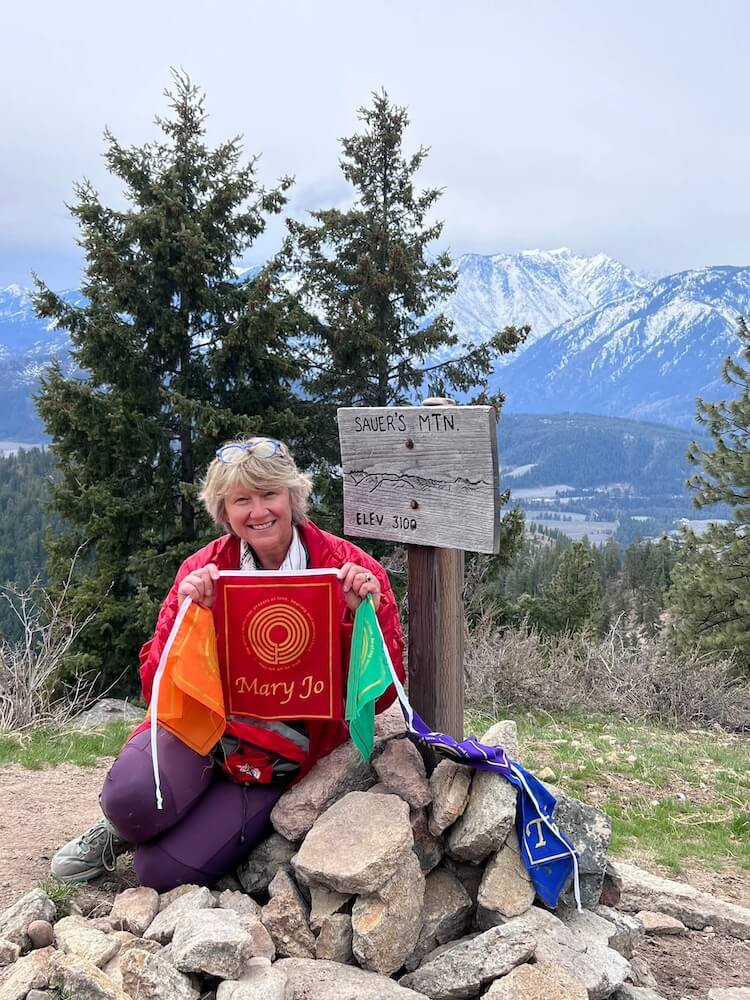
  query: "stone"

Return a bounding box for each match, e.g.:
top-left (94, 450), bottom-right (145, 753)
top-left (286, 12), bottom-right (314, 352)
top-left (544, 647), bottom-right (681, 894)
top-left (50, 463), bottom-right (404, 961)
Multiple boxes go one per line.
top-left (500, 905), bottom-right (582, 951)
top-left (399, 925), bottom-right (535, 999)
top-left (536, 938), bottom-right (631, 1000)
top-left (411, 807), bottom-right (444, 874)
top-left (308, 884), bottom-right (351, 932)
top-left (144, 885), bottom-right (216, 943)
top-left (158, 883), bottom-right (200, 911)
top-left (375, 701), bottom-right (408, 742)
top-left (613, 988), bottom-right (668, 1000)
top-left (53, 914), bottom-right (119, 968)
top-left (216, 962), bottom-right (289, 1000)
top-left (237, 833), bottom-right (297, 894)
top-left (559, 904), bottom-right (623, 950)
top-left (352, 851), bottom-right (425, 974)
top-left (404, 867), bottom-right (472, 972)
top-left (708, 990), bottom-right (750, 1000)
top-left (442, 857), bottom-right (484, 905)
top-left (241, 917), bottom-right (276, 961)
top-left (24, 992), bottom-right (51, 1000)
top-left (108, 886), bottom-right (159, 935)
top-left (553, 790), bottom-right (612, 907)
top-left (215, 873), bottom-right (244, 893)
top-left (593, 904), bottom-right (645, 958)
top-left (0, 941), bottom-right (19, 968)
top-left (0, 947), bottom-right (54, 1000)
top-left (293, 791), bottom-right (413, 894)
top-left (270, 741), bottom-right (376, 841)
top-left (74, 697), bottom-right (145, 728)
top-left (481, 720), bottom-right (520, 758)
top-left (316, 913), bottom-right (354, 963)
top-left (637, 910), bottom-right (687, 935)
top-left (618, 861), bottom-right (750, 938)
top-left (629, 954), bottom-right (659, 989)
top-left (446, 725), bottom-right (517, 865)
top-left (483, 959), bottom-right (589, 999)
top-left (477, 827), bottom-right (535, 925)
top-left (276, 957), bottom-right (432, 999)
top-left (428, 760), bottom-right (472, 836)
top-left (26, 921), bottom-right (53, 950)
top-left (49, 952), bottom-right (131, 1000)
top-left (373, 738), bottom-right (432, 808)
top-left (0, 889), bottom-right (56, 950)
top-left (171, 907), bottom-right (255, 979)
top-left (217, 889), bottom-right (262, 920)
top-left (101, 932), bottom-right (163, 987)
top-left (600, 860), bottom-right (623, 907)
top-left (120, 946), bottom-right (199, 1000)
top-left (261, 870), bottom-right (315, 958)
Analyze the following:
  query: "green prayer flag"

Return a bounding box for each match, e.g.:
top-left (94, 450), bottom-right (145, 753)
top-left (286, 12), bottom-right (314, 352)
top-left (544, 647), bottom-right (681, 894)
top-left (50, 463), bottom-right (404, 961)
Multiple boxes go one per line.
top-left (345, 595), bottom-right (392, 760)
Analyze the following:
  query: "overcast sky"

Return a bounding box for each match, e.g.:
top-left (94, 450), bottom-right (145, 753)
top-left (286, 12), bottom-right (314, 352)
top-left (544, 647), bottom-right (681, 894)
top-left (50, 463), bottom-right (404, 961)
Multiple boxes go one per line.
top-left (3, 0), bottom-right (748, 289)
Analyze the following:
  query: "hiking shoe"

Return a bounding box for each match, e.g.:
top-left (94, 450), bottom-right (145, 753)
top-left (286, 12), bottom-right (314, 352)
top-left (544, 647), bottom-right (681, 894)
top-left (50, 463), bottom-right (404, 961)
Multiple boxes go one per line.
top-left (50, 816), bottom-right (130, 883)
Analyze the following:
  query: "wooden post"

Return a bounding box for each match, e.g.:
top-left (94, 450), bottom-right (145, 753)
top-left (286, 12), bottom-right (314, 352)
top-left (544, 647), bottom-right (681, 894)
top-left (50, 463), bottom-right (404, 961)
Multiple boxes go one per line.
top-left (337, 398), bottom-right (499, 753)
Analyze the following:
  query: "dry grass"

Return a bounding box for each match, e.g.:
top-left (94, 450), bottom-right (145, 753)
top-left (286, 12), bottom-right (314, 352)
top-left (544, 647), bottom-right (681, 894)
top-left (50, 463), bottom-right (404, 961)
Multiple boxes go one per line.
top-left (465, 613), bottom-right (750, 732)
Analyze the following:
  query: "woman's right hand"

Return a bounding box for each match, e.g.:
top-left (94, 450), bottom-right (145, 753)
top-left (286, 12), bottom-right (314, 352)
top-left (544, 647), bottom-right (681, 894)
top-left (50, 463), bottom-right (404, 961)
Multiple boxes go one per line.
top-left (177, 563), bottom-right (221, 609)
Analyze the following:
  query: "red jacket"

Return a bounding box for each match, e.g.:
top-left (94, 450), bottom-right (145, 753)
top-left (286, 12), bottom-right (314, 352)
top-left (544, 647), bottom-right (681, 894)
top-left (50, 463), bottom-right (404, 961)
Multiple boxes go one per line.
top-left (134, 520), bottom-right (405, 779)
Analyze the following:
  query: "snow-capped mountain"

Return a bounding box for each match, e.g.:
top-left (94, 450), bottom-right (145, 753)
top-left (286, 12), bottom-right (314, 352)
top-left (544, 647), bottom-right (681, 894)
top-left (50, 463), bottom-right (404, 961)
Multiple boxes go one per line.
top-left (437, 247), bottom-right (650, 354)
top-left (493, 265), bottom-right (750, 428)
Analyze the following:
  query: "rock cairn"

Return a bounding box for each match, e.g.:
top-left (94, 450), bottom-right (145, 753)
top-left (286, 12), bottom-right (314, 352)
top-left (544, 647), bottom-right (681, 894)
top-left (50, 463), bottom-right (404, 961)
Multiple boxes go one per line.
top-left (3, 705), bottom-right (750, 1000)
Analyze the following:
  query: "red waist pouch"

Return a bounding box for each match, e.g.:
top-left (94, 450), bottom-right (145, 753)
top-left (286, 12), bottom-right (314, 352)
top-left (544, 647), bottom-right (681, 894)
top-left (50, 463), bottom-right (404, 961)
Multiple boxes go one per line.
top-left (217, 718), bottom-right (309, 785)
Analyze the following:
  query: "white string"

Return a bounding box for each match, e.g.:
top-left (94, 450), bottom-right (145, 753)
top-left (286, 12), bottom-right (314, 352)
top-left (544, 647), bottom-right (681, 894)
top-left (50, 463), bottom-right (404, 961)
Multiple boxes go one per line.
top-left (150, 596), bottom-right (193, 811)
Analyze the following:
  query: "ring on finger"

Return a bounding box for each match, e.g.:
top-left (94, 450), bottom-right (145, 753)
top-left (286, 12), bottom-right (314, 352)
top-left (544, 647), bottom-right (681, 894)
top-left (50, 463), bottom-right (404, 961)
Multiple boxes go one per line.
top-left (363, 572), bottom-right (372, 583)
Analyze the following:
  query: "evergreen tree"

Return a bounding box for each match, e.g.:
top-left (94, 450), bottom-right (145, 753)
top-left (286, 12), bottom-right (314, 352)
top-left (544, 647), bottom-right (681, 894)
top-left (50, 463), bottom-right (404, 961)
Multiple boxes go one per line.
top-left (33, 73), bottom-right (304, 691)
top-left (668, 317), bottom-right (750, 670)
top-left (524, 541), bottom-right (601, 634)
top-left (283, 90), bottom-right (527, 545)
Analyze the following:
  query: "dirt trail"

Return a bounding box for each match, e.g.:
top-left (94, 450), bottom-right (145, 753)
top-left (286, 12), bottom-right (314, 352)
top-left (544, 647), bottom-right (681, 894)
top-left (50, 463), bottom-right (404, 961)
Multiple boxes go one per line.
top-left (0, 762), bottom-right (110, 908)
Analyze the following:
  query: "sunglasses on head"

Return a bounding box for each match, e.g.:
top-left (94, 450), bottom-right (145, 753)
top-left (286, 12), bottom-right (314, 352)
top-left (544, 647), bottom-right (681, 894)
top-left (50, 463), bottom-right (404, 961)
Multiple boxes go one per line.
top-left (215, 439), bottom-right (282, 464)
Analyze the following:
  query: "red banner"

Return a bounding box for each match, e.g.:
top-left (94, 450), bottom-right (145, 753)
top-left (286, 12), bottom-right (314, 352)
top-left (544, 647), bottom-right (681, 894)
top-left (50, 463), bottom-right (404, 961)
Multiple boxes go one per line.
top-left (213, 571), bottom-right (342, 721)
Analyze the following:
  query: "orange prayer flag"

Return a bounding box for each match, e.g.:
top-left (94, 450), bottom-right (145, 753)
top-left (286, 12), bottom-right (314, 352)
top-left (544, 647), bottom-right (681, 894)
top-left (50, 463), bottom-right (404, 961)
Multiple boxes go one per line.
top-left (148, 601), bottom-right (226, 756)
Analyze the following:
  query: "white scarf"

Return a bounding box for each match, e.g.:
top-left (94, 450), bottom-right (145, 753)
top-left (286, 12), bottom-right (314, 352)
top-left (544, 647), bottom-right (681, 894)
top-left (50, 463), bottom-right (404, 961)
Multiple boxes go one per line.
top-left (240, 525), bottom-right (308, 572)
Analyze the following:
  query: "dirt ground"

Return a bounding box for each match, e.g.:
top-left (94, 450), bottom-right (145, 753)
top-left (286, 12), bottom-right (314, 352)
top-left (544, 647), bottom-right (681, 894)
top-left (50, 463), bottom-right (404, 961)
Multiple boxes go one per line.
top-left (1, 762), bottom-right (749, 998)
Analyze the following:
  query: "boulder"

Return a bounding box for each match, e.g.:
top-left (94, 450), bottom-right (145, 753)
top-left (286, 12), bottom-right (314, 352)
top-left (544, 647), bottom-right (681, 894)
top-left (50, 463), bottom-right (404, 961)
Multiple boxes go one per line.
top-left (483, 959), bottom-right (589, 999)
top-left (637, 910), bottom-right (687, 935)
top-left (618, 862), bottom-right (750, 938)
top-left (404, 867), bottom-right (472, 972)
top-left (216, 889), bottom-right (262, 921)
top-left (120, 946), bottom-right (199, 999)
top-left (144, 885), bottom-right (216, 943)
top-left (0, 947), bottom-right (54, 1000)
top-left (399, 925), bottom-right (536, 1000)
top-left (373, 738), bottom-right (432, 808)
top-left (0, 889), bottom-right (55, 950)
top-left (316, 913), bottom-right (354, 964)
top-left (216, 962), bottom-right (289, 999)
top-left (74, 698), bottom-right (145, 728)
top-left (0, 941), bottom-right (19, 968)
top-left (49, 951), bottom-right (131, 1000)
top-left (270, 742), bottom-right (376, 841)
top-left (374, 702), bottom-right (408, 742)
top-left (293, 791), bottom-right (413, 894)
top-left (237, 833), bottom-right (297, 894)
top-left (101, 933), bottom-right (163, 987)
top-left (593, 905), bottom-right (645, 958)
top-left (308, 885), bottom-right (351, 932)
top-left (261, 870), bottom-right (315, 958)
top-left (410, 807), bottom-right (444, 873)
top-left (276, 956), bottom-right (432, 999)
top-left (171, 908), bottom-right (255, 979)
top-left (480, 720), bottom-right (520, 758)
top-left (428, 760), bottom-right (472, 836)
top-left (108, 886), bottom-right (159, 936)
top-left (553, 791), bottom-right (611, 908)
top-left (53, 914), bottom-right (120, 968)
top-left (352, 851), bottom-right (425, 974)
top-left (708, 990), bottom-right (750, 1000)
top-left (476, 828), bottom-right (535, 925)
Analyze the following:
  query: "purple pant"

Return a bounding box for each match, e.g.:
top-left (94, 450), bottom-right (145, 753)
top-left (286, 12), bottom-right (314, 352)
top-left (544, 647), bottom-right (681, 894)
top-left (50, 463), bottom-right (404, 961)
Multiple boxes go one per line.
top-left (100, 727), bottom-right (284, 892)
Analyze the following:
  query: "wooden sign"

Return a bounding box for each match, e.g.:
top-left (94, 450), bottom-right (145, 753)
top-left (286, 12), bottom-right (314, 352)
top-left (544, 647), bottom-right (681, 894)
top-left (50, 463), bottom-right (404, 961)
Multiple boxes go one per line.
top-left (337, 405), bottom-right (500, 554)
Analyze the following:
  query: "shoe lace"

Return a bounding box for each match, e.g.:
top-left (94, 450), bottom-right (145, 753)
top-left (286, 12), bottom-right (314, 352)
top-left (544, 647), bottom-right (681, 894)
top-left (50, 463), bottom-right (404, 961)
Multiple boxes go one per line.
top-left (78, 820), bottom-right (120, 873)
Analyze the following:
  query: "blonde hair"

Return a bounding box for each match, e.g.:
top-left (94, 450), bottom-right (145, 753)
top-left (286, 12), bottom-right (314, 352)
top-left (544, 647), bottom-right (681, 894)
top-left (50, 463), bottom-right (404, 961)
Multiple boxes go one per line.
top-left (200, 438), bottom-right (313, 530)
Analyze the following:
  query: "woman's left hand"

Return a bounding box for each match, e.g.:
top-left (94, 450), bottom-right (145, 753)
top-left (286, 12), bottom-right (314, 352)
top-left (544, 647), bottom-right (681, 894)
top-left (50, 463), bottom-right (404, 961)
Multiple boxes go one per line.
top-left (337, 562), bottom-right (381, 613)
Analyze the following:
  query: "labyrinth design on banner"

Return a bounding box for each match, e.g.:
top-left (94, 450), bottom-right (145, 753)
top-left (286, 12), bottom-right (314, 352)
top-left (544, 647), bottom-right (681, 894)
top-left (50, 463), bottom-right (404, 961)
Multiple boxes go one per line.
top-left (245, 603), bottom-right (313, 667)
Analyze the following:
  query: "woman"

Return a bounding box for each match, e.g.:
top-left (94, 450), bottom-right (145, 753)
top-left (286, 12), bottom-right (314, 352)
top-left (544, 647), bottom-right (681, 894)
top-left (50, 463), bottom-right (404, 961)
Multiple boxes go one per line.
top-left (51, 437), bottom-right (404, 891)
